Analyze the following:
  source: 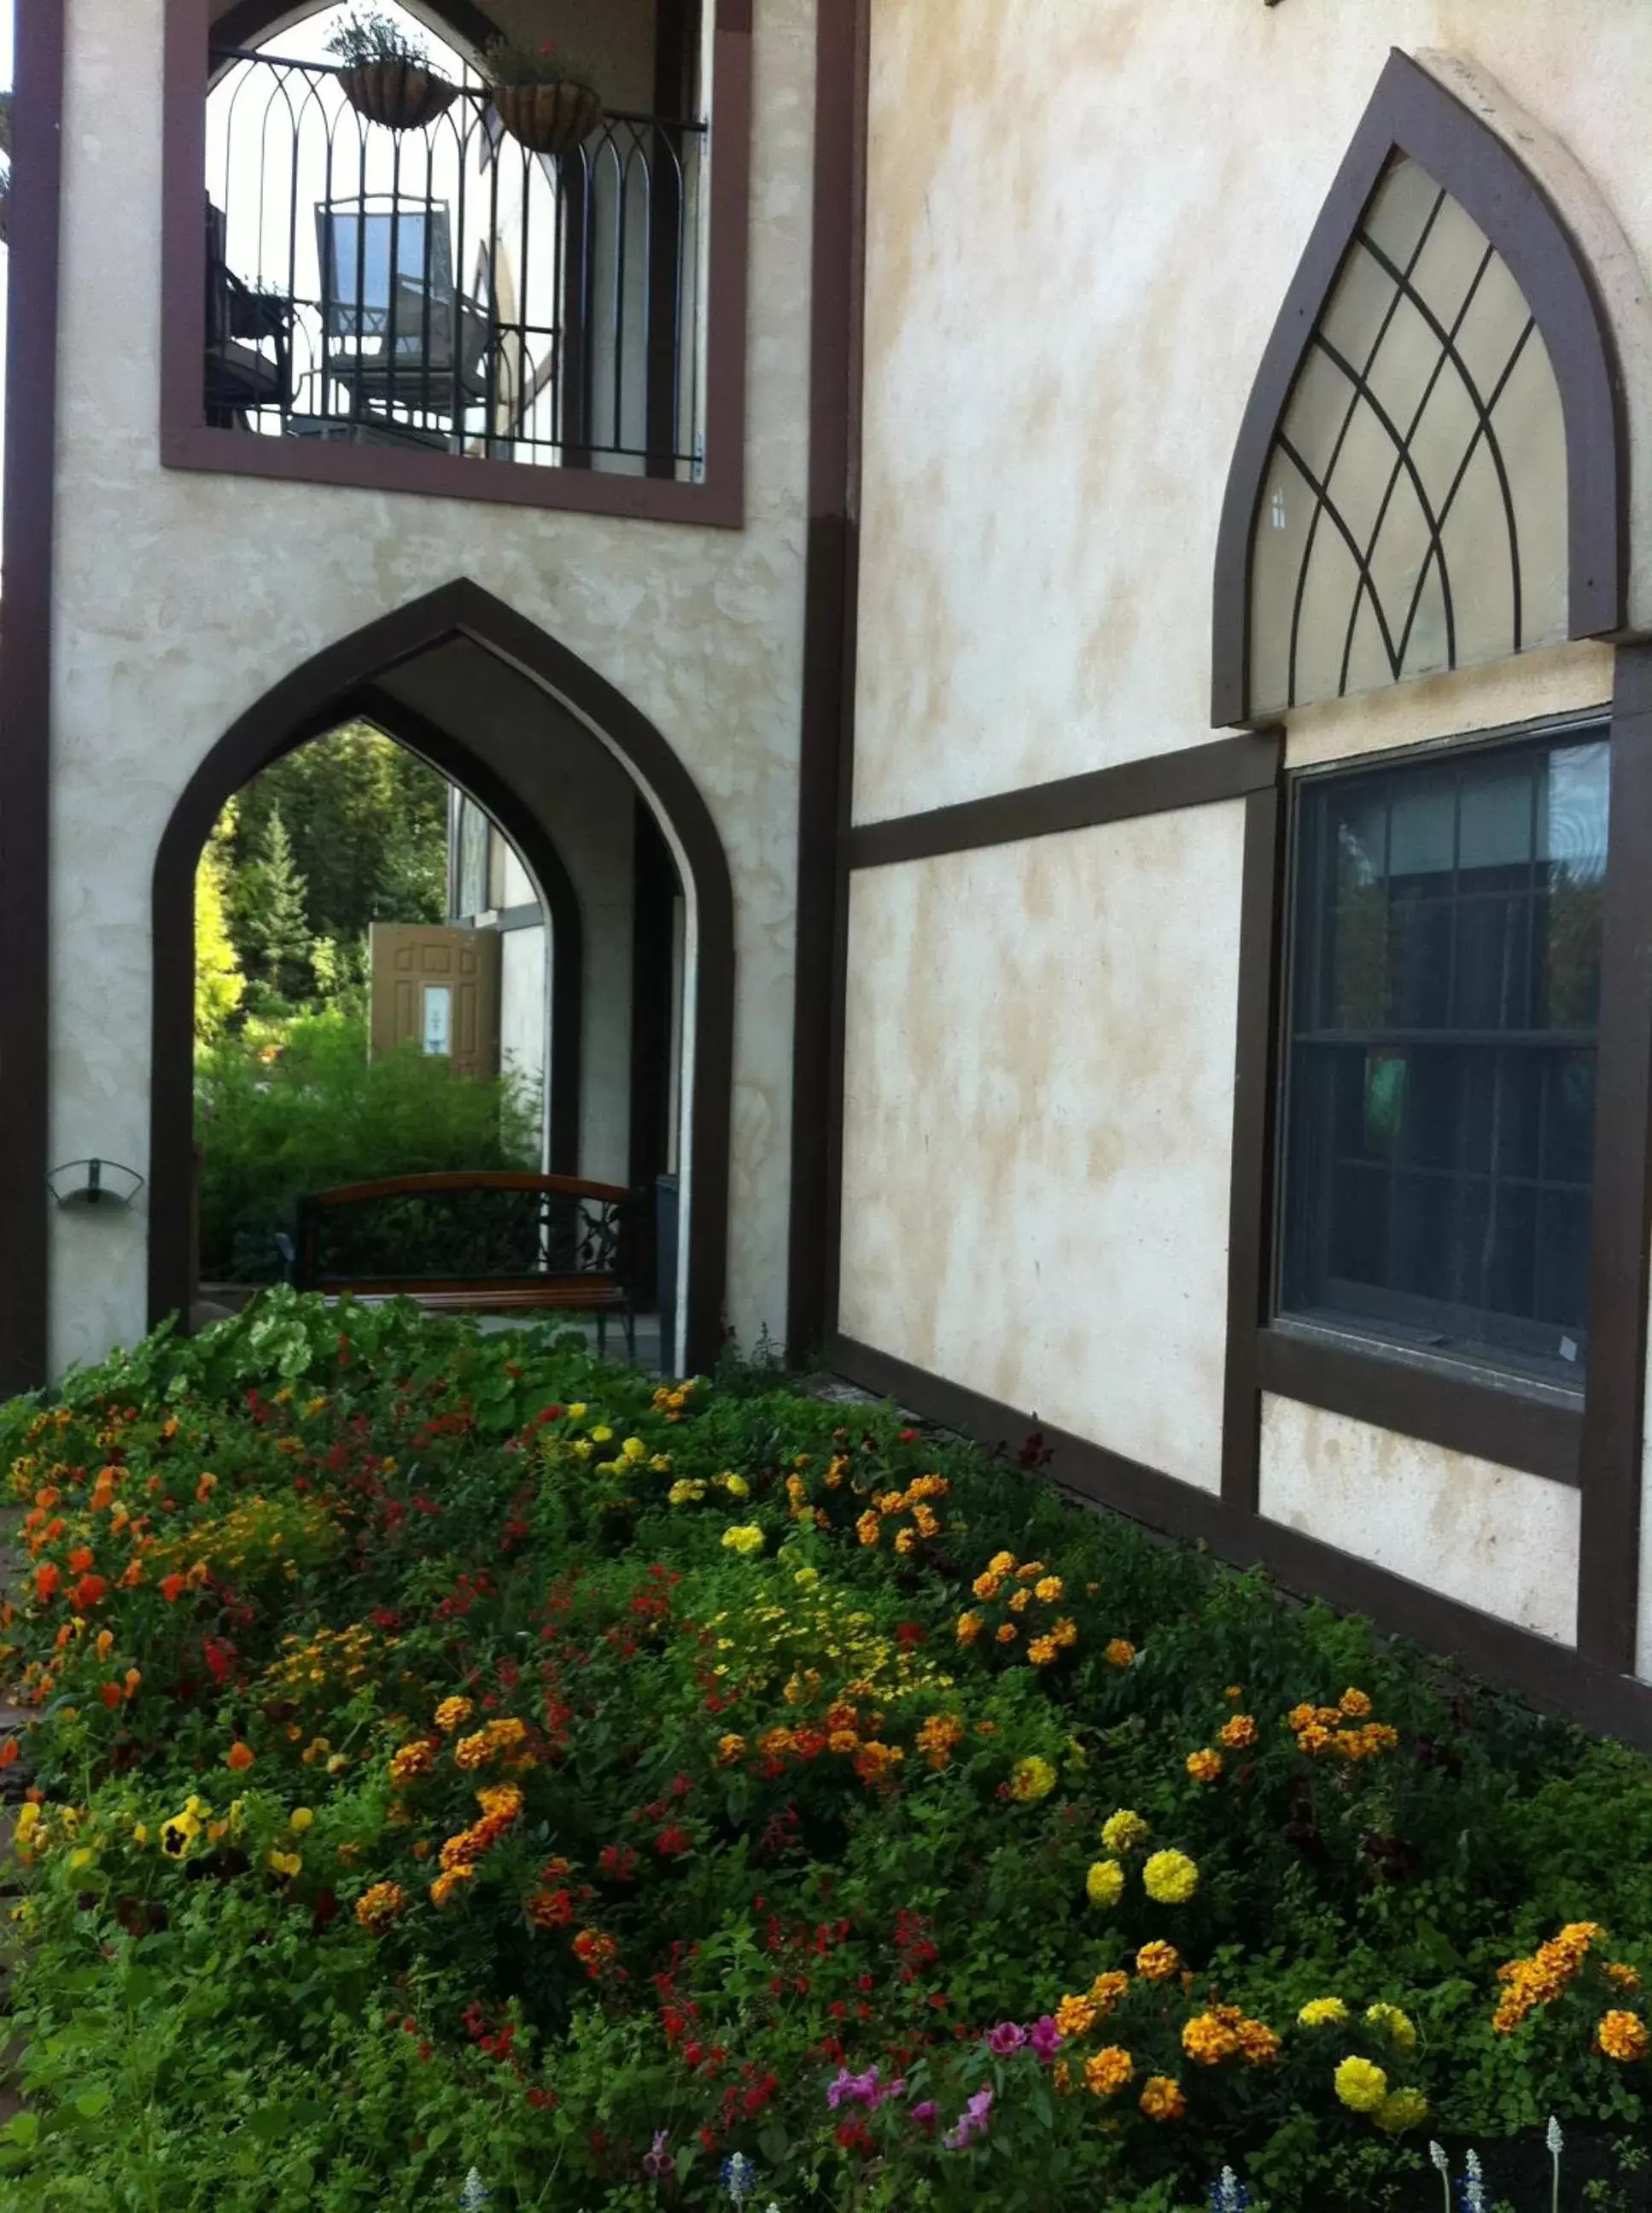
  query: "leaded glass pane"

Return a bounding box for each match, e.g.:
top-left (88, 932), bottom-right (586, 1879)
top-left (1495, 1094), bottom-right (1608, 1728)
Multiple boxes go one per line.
top-left (1249, 155), bottom-right (1568, 718)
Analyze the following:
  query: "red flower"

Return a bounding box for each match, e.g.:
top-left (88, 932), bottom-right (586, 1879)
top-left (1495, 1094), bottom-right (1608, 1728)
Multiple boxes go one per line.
top-left (98, 1681), bottom-right (123, 1711)
top-left (160, 1574), bottom-right (187, 1604)
top-left (71, 1574), bottom-right (108, 1610)
top-left (33, 1564), bottom-right (59, 1603)
top-left (67, 1546), bottom-right (94, 1574)
top-left (654, 1825), bottom-right (692, 1859)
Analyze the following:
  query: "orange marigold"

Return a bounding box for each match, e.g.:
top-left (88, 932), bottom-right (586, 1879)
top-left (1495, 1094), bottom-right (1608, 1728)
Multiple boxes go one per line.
top-left (1218, 1714), bottom-right (1258, 1750)
top-left (1135, 1941), bottom-right (1180, 1982)
top-left (1600, 2009), bottom-right (1651, 2062)
top-left (1139, 2075), bottom-right (1186, 2122)
top-left (1186, 1749), bottom-right (1223, 1784)
top-left (1083, 2047), bottom-right (1134, 2098)
top-left (355, 1881), bottom-right (406, 1933)
top-left (1182, 2007), bottom-right (1243, 2066)
top-left (388, 1741), bottom-right (435, 1786)
top-left (1054, 1994), bottom-right (1098, 2039)
top-left (1088, 1970), bottom-right (1130, 2015)
top-left (1104, 1638), bottom-right (1136, 1668)
top-left (225, 1741), bottom-right (255, 1772)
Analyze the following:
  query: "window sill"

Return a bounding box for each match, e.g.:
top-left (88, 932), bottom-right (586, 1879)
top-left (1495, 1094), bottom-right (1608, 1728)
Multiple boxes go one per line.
top-left (161, 423), bottom-right (743, 529)
top-left (1256, 1321), bottom-right (1583, 1487)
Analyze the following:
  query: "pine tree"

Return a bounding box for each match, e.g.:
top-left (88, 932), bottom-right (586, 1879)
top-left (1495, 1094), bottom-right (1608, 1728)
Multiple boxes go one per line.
top-left (246, 804), bottom-right (313, 1006)
top-left (194, 811), bottom-right (246, 1045)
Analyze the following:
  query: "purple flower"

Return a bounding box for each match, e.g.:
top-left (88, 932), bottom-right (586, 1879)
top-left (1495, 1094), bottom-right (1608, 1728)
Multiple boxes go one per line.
top-left (911, 2099), bottom-right (938, 2134)
top-left (641, 2130), bottom-right (675, 2181)
top-left (943, 2087), bottom-right (994, 2150)
top-left (826, 2066), bottom-right (887, 2111)
top-left (1028, 2015), bottom-right (1063, 2062)
top-left (986, 2021), bottom-right (1026, 2056)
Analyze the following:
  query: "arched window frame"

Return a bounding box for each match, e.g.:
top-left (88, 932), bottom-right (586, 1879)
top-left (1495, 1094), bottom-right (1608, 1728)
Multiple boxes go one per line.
top-left (1211, 48), bottom-right (1627, 729)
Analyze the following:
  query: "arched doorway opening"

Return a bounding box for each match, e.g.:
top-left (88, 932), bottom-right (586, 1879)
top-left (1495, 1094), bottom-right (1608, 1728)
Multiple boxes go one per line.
top-left (150, 579), bottom-right (734, 1372)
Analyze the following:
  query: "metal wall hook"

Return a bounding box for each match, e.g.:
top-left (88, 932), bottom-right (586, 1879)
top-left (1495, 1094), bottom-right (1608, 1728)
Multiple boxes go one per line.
top-left (46, 1159), bottom-right (144, 1211)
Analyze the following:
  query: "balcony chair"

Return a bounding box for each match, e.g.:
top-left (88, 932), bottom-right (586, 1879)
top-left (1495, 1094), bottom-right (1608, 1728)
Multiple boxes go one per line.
top-left (315, 199), bottom-right (493, 437)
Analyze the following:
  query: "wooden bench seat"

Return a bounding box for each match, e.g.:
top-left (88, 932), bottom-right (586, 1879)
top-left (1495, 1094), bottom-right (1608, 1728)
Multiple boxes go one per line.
top-left (284, 1171), bottom-right (637, 1354)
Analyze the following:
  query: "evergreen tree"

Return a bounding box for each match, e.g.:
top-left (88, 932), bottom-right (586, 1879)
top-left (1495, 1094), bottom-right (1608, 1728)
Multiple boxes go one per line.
top-left (244, 805), bottom-right (312, 1005)
top-left (194, 809), bottom-right (246, 1045)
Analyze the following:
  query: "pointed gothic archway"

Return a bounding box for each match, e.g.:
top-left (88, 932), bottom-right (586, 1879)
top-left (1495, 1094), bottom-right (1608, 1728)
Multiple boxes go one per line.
top-left (149, 579), bottom-right (735, 1372)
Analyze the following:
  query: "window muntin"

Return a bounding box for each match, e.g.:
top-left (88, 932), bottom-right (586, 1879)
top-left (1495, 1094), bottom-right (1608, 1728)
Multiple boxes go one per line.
top-left (1250, 154), bottom-right (1568, 719)
top-left (1278, 727), bottom-right (1608, 1384)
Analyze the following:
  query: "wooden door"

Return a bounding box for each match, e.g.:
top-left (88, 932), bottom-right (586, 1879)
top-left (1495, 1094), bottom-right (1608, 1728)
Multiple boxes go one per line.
top-left (369, 925), bottom-right (500, 1080)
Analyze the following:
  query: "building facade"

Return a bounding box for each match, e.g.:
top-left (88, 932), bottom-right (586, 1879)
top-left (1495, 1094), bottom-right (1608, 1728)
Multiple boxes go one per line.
top-left (9, 0), bottom-right (1652, 1738)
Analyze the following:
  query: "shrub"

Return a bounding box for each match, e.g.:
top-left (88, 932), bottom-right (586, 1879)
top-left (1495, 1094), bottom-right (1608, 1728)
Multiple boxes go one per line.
top-left (195, 1010), bottom-right (538, 1281)
top-left (0, 1297), bottom-right (1649, 2210)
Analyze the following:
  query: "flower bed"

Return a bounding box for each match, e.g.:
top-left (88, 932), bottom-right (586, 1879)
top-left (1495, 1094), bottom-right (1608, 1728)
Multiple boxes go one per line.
top-left (0, 1293), bottom-right (1649, 2210)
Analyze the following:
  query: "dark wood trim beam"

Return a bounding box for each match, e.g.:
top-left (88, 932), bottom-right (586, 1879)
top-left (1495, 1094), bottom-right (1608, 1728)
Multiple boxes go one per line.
top-left (1220, 777), bottom-right (1286, 1509)
top-left (1257, 1326), bottom-right (1584, 1489)
top-left (785, 0), bottom-right (868, 1362)
top-left (1211, 48), bottom-right (1626, 727)
top-left (1577, 643), bottom-right (1652, 1665)
top-left (846, 734), bottom-right (1281, 872)
top-left (211, 0), bottom-right (503, 62)
top-left (166, 0), bottom-right (750, 527)
top-left (827, 1331), bottom-right (1652, 1750)
top-left (0, 0), bottom-right (67, 1394)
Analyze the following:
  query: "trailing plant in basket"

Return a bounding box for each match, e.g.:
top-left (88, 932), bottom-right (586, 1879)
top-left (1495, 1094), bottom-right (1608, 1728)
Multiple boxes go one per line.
top-left (483, 36), bottom-right (600, 94)
top-left (325, 7), bottom-right (458, 131)
top-left (485, 38), bottom-right (603, 157)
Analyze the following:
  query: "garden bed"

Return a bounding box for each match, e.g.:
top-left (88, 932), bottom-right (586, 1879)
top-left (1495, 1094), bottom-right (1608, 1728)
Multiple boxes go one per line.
top-left (0, 1293), bottom-right (1649, 2210)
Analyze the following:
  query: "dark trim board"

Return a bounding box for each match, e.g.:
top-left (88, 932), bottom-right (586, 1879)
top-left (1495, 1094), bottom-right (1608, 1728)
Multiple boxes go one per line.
top-left (0, 0), bottom-right (67, 1395)
top-left (847, 733), bottom-right (1282, 871)
top-left (827, 1332), bottom-right (1652, 1753)
top-left (211, 0), bottom-right (503, 61)
top-left (166, 0), bottom-right (750, 528)
top-left (1211, 47), bottom-right (1627, 728)
top-left (149, 580), bottom-right (735, 1373)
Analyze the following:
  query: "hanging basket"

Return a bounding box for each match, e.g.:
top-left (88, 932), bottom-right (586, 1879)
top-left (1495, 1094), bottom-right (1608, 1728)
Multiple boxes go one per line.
top-left (490, 80), bottom-right (603, 157)
top-left (336, 60), bottom-right (461, 132)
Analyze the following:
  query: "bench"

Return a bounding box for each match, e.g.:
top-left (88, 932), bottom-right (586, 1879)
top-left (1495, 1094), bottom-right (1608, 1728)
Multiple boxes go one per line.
top-left (280, 1171), bottom-right (637, 1355)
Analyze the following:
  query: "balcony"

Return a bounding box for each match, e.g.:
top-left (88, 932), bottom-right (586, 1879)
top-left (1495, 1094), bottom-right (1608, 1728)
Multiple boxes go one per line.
top-left (203, 44), bottom-right (707, 479)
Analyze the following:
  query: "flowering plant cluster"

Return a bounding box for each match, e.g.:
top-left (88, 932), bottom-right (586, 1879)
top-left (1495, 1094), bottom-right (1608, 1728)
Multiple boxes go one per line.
top-left (0, 1291), bottom-right (1648, 2210)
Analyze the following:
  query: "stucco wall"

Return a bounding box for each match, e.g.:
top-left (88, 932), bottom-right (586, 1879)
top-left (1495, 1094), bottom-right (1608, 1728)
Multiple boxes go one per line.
top-left (841, 0), bottom-right (1642, 1645)
top-left (49, 0), bottom-right (815, 1372)
top-left (839, 806), bottom-right (1244, 1492)
top-left (854, 0), bottom-right (1652, 826)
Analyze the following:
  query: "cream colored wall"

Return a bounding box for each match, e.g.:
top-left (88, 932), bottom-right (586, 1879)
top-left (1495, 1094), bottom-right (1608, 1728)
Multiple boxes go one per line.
top-left (839, 805), bottom-right (1244, 1493)
top-left (855, 0), bottom-right (1652, 826)
top-left (844, 0), bottom-right (1646, 1640)
top-left (1260, 1396), bottom-right (1580, 1646)
top-left (49, 0), bottom-right (815, 1372)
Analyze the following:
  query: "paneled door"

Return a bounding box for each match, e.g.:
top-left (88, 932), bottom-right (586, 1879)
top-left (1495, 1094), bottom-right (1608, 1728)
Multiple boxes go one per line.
top-left (369, 925), bottom-right (501, 1080)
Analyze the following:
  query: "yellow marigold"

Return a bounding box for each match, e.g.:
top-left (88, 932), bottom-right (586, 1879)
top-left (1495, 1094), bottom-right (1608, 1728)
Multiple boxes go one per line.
top-left (475, 1783), bottom-right (524, 1824)
top-left (916, 1714), bottom-right (965, 1770)
top-left (987, 1552), bottom-right (1017, 1576)
top-left (856, 1511), bottom-right (882, 1547)
top-left (1139, 2076), bottom-right (1185, 2122)
top-left (1218, 1714), bottom-right (1258, 1750)
top-left (1027, 1637), bottom-right (1059, 1667)
top-left (1007, 1587), bottom-right (1032, 1615)
top-left (389, 1741), bottom-right (435, 1786)
top-left (1182, 2011), bottom-right (1241, 2066)
top-left (1135, 1941), bottom-right (1180, 1982)
top-left (355, 1880), bottom-right (406, 1933)
top-left (433, 1697), bottom-right (473, 1734)
top-left (668, 1480), bottom-right (705, 1505)
top-left (288, 1807), bottom-right (314, 1834)
top-left (1608, 1961), bottom-right (1643, 1993)
top-left (429, 1866), bottom-right (475, 1908)
top-left (1298, 1997), bottom-right (1348, 2028)
top-left (1223, 1684), bottom-right (1244, 1702)
top-left (716, 1733), bottom-right (746, 1766)
top-left (972, 1571), bottom-right (1005, 1603)
top-left (1100, 1808), bottom-right (1150, 1854)
top-left (1104, 1638), bottom-right (1136, 1668)
top-left (1089, 1971), bottom-right (1130, 2014)
top-left (1009, 1755), bottom-right (1056, 1802)
top-left (1334, 2055), bottom-right (1388, 2112)
top-left (721, 1525), bottom-right (766, 1556)
top-left (1033, 1576), bottom-right (1064, 1603)
top-left (1365, 2002), bottom-right (1417, 2052)
top-left (995, 1623), bottom-right (1019, 1646)
top-left (1083, 2047), bottom-right (1134, 2098)
top-left (894, 1529), bottom-right (916, 1556)
top-left (1186, 1748), bottom-right (1223, 1784)
top-left (1285, 1702), bottom-right (1317, 1732)
top-left (1051, 1616), bottom-right (1078, 1648)
top-left (1142, 1849), bottom-right (1199, 1905)
top-left (1339, 1687), bottom-right (1373, 1719)
top-left (266, 1848), bottom-right (301, 1879)
top-left (1054, 1993), bottom-right (1097, 2039)
top-left (1599, 2009), bottom-right (1652, 2062)
top-left (1086, 1859), bottom-right (1125, 1909)
top-left (955, 1611), bottom-right (984, 1646)
top-left (1374, 2088), bottom-right (1430, 2134)
top-left (1016, 1561), bottom-right (1047, 1584)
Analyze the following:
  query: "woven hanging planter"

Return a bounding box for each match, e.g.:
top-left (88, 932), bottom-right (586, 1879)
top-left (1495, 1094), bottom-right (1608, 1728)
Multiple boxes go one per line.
top-left (336, 60), bottom-right (461, 132)
top-left (490, 80), bottom-right (603, 156)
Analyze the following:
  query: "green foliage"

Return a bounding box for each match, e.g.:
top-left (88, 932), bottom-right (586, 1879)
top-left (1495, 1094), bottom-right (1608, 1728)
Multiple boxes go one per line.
top-left (324, 7), bottom-right (432, 69)
top-left (236, 804), bottom-right (314, 1007)
top-left (194, 809), bottom-right (247, 1044)
top-left (484, 34), bottom-right (600, 91)
top-left (0, 1300), bottom-right (1649, 2210)
top-left (194, 1010), bottom-right (537, 1280)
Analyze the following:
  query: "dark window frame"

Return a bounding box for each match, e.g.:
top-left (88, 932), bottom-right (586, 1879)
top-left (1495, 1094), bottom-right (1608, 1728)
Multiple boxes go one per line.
top-left (161, 0), bottom-right (750, 527)
top-left (1273, 715), bottom-right (1609, 1398)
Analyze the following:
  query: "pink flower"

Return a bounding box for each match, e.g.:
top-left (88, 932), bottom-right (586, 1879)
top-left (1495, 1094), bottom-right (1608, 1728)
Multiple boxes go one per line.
top-left (943, 2086), bottom-right (993, 2149)
top-left (911, 2099), bottom-right (938, 2134)
top-left (986, 2021), bottom-right (1027, 2056)
top-left (1028, 2014), bottom-right (1063, 2062)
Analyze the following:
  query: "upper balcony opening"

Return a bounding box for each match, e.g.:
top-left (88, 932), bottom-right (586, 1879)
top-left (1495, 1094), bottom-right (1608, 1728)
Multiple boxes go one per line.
top-left (203, 1), bottom-right (709, 482)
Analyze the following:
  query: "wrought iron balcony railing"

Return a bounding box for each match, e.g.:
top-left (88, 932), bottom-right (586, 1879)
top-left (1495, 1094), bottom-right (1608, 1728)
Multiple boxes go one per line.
top-left (205, 46), bottom-right (707, 476)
